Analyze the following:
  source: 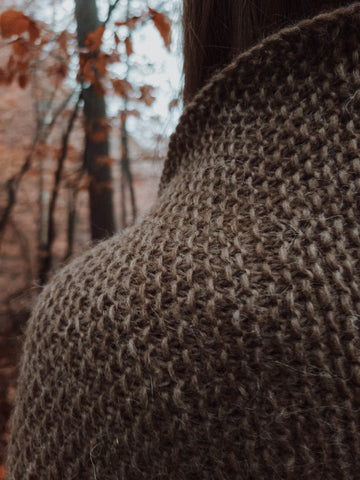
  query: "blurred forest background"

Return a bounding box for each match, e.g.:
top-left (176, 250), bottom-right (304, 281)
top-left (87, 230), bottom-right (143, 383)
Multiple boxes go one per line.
top-left (0, 0), bottom-right (182, 475)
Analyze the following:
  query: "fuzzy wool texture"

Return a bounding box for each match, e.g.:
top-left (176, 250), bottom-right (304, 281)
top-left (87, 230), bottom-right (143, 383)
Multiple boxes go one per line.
top-left (6, 3), bottom-right (360, 479)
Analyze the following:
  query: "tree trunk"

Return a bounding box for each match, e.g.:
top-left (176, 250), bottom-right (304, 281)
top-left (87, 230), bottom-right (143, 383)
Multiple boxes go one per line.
top-left (120, 0), bottom-right (137, 229)
top-left (75, 0), bottom-right (115, 240)
top-left (120, 112), bottom-right (137, 228)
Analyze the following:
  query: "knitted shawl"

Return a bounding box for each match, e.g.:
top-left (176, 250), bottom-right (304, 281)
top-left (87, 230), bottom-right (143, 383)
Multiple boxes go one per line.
top-left (6, 4), bottom-right (360, 479)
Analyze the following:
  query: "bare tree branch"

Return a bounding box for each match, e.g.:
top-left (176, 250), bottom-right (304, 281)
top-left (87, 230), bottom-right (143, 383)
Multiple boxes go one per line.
top-left (120, 0), bottom-right (137, 228)
top-left (0, 133), bottom-right (39, 242)
top-left (64, 159), bottom-right (86, 261)
top-left (104, 0), bottom-right (121, 25)
top-left (48, 89), bottom-right (78, 131)
top-left (38, 93), bottom-right (82, 284)
top-left (0, 82), bottom-right (80, 244)
top-left (9, 218), bottom-right (33, 286)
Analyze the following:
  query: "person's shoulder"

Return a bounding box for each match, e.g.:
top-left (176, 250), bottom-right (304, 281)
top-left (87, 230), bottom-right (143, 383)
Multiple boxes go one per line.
top-left (7, 215), bottom-right (161, 478)
top-left (25, 218), bottom-right (149, 348)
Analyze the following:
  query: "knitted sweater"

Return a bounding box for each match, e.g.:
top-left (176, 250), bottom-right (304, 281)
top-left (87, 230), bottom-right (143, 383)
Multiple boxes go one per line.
top-left (6, 4), bottom-right (360, 479)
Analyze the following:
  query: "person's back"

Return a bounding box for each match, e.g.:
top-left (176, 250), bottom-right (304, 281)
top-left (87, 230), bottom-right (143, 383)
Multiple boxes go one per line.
top-left (6, 2), bottom-right (360, 479)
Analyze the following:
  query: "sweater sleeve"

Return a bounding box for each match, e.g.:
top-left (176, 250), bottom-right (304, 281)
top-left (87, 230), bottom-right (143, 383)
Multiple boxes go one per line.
top-left (6, 209), bottom-right (218, 479)
top-left (6, 279), bottom-right (92, 477)
top-left (5, 234), bottom-right (145, 479)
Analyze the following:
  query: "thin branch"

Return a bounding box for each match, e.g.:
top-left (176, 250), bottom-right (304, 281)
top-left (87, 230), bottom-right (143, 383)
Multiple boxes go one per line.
top-left (0, 79), bottom-right (80, 242)
top-left (120, 0), bottom-right (137, 228)
top-left (0, 132), bottom-right (40, 241)
top-left (127, 165), bottom-right (137, 223)
top-left (48, 89), bottom-right (78, 131)
top-left (64, 150), bottom-right (87, 261)
top-left (120, 157), bottom-right (127, 228)
top-left (104, 0), bottom-right (121, 25)
top-left (64, 160), bottom-right (86, 261)
top-left (9, 218), bottom-right (33, 286)
top-left (38, 93), bottom-right (82, 284)
top-left (49, 94), bottom-right (82, 239)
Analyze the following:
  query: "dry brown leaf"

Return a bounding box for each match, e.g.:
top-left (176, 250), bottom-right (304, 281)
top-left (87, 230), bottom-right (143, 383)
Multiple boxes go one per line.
top-left (139, 85), bottom-right (155, 106)
top-left (115, 16), bottom-right (141, 30)
top-left (148, 8), bottom-right (171, 50)
top-left (58, 30), bottom-right (68, 53)
top-left (112, 78), bottom-right (133, 97)
top-left (28, 20), bottom-right (40, 42)
top-left (125, 36), bottom-right (133, 56)
top-left (0, 465), bottom-right (6, 480)
top-left (168, 98), bottom-right (179, 111)
top-left (17, 72), bottom-right (29, 88)
top-left (84, 25), bottom-right (105, 52)
top-left (0, 10), bottom-right (30, 38)
top-left (82, 58), bottom-right (96, 84)
top-left (12, 38), bottom-right (29, 56)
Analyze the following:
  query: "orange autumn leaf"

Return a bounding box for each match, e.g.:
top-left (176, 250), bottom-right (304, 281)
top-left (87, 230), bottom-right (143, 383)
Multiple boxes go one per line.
top-left (125, 36), bottom-right (133, 56)
top-left (168, 98), bottom-right (179, 111)
top-left (89, 117), bottom-right (111, 140)
top-left (17, 58), bottom-right (30, 72)
top-left (148, 8), bottom-right (171, 50)
top-left (93, 79), bottom-right (105, 97)
top-left (86, 118), bottom-right (110, 143)
top-left (115, 16), bottom-right (141, 30)
top-left (97, 155), bottom-right (115, 166)
top-left (18, 72), bottom-right (29, 88)
top-left (139, 85), bottom-right (155, 106)
top-left (0, 67), bottom-right (6, 85)
top-left (92, 180), bottom-right (113, 194)
top-left (0, 465), bottom-right (6, 480)
top-left (0, 10), bottom-right (39, 42)
top-left (85, 25), bottom-right (105, 52)
top-left (58, 30), bottom-right (68, 53)
top-left (106, 51), bottom-right (121, 64)
top-left (112, 78), bottom-right (133, 97)
top-left (47, 62), bottom-right (69, 83)
top-left (91, 130), bottom-right (107, 142)
top-left (0, 10), bottom-right (30, 38)
top-left (56, 63), bottom-right (69, 79)
top-left (28, 20), bottom-right (40, 42)
top-left (12, 38), bottom-right (29, 56)
top-left (123, 109), bottom-right (140, 118)
top-left (82, 58), bottom-right (96, 84)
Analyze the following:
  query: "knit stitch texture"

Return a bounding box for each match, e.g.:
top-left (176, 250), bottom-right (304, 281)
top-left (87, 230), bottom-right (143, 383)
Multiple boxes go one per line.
top-left (6, 3), bottom-right (360, 479)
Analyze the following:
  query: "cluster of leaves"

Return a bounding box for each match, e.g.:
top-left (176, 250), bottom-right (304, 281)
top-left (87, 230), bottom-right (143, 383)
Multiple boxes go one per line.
top-left (0, 10), bottom-right (41, 88)
top-left (115, 7), bottom-right (171, 51)
top-left (0, 6), bottom-right (171, 111)
top-left (79, 6), bottom-right (171, 108)
top-left (0, 9), bottom-right (74, 90)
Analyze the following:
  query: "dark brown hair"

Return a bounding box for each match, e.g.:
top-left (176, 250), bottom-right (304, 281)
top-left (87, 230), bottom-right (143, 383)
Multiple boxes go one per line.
top-left (182, 0), bottom-right (351, 103)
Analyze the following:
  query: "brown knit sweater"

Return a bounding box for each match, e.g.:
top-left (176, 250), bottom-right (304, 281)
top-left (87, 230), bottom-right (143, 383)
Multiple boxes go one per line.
top-left (6, 4), bottom-right (360, 479)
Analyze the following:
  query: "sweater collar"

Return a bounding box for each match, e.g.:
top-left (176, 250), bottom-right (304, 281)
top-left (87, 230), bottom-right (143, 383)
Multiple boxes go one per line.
top-left (158, 2), bottom-right (360, 197)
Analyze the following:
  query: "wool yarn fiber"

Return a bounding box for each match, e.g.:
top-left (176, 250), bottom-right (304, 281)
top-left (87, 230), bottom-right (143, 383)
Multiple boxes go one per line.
top-left (6, 3), bottom-right (360, 479)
